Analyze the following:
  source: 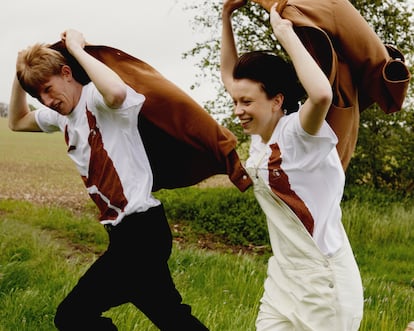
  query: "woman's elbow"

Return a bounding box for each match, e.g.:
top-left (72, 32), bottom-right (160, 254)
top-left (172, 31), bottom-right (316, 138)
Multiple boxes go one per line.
top-left (315, 87), bottom-right (333, 110)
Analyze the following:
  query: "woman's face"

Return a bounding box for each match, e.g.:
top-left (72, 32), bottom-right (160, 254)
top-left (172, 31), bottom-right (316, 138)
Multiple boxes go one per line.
top-left (231, 78), bottom-right (282, 143)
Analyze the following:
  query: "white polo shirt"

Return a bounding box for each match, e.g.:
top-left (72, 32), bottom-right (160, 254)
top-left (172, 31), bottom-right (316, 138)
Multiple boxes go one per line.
top-left (246, 111), bottom-right (345, 255)
top-left (35, 82), bottom-right (160, 225)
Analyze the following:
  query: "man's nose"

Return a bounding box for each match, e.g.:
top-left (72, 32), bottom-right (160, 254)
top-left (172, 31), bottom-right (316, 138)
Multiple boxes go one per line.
top-left (39, 93), bottom-right (53, 107)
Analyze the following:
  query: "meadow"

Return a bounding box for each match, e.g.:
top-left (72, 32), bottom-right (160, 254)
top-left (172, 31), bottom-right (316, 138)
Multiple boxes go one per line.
top-left (0, 118), bottom-right (413, 330)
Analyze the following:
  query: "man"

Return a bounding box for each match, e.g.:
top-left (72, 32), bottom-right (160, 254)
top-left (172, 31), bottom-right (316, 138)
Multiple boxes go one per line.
top-left (9, 28), bottom-right (209, 331)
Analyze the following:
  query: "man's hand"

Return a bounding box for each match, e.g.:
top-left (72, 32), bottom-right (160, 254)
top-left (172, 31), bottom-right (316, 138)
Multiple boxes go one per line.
top-left (60, 29), bottom-right (86, 55)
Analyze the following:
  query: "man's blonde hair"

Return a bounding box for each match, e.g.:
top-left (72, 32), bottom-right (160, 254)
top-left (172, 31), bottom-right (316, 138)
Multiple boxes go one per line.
top-left (16, 43), bottom-right (67, 98)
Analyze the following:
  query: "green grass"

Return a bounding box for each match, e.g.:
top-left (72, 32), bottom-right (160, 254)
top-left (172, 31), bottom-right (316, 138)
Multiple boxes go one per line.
top-left (341, 200), bottom-right (414, 330)
top-left (0, 117), bottom-right (413, 330)
top-left (0, 199), bottom-right (412, 330)
top-left (0, 200), bottom-right (265, 331)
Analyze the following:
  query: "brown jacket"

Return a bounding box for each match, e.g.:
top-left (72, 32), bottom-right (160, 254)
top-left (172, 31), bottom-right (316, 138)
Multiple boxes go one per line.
top-left (51, 42), bottom-right (252, 192)
top-left (252, 0), bottom-right (411, 169)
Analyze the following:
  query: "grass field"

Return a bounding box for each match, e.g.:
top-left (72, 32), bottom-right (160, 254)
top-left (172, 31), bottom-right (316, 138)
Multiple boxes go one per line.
top-left (0, 118), bottom-right (88, 209)
top-left (0, 117), bottom-right (413, 330)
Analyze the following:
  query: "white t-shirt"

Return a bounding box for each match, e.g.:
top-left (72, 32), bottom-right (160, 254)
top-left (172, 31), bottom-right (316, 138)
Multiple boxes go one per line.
top-left (246, 111), bottom-right (345, 255)
top-left (35, 82), bottom-right (160, 225)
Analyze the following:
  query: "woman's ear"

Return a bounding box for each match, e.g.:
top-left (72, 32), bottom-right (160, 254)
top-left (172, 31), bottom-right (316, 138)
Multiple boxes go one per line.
top-left (272, 93), bottom-right (284, 111)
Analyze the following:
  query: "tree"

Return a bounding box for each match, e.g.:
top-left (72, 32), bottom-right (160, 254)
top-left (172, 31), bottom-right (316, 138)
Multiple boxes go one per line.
top-left (184, 0), bottom-right (414, 193)
top-left (346, 0), bottom-right (414, 192)
top-left (0, 102), bottom-right (8, 118)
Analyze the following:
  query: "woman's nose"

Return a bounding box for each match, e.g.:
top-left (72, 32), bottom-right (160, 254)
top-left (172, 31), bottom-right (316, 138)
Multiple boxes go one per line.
top-left (234, 104), bottom-right (244, 115)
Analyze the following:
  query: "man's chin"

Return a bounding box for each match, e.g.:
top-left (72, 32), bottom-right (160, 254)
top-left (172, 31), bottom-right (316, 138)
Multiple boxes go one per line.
top-left (56, 108), bottom-right (73, 116)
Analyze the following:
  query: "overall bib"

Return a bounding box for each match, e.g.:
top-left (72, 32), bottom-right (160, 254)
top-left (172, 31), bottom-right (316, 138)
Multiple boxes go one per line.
top-left (247, 167), bottom-right (363, 331)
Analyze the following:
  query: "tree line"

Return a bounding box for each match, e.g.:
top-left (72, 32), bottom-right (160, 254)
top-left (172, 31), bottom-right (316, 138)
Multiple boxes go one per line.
top-left (183, 0), bottom-right (414, 196)
top-left (2, 0), bottom-right (413, 195)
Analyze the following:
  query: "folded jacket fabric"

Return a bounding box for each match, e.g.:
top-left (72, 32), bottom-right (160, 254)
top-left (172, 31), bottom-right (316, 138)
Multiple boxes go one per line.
top-left (252, 0), bottom-right (410, 169)
top-left (50, 42), bottom-right (253, 192)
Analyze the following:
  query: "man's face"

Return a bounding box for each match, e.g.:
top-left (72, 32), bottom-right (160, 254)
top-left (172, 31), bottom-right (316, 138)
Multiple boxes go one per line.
top-left (38, 67), bottom-right (76, 115)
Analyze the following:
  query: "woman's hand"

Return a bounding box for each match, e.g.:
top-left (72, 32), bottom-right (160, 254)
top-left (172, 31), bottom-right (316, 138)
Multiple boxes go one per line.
top-left (223, 0), bottom-right (247, 16)
top-left (269, 3), bottom-right (293, 39)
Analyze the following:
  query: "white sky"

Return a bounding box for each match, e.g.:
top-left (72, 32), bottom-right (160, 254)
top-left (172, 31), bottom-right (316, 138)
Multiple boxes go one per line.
top-left (1, 0), bottom-right (412, 107)
top-left (0, 0), bottom-right (215, 105)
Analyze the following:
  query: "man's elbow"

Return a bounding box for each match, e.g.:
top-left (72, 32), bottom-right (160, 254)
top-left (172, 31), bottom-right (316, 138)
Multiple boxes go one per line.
top-left (8, 115), bottom-right (40, 132)
top-left (105, 86), bottom-right (127, 109)
top-left (8, 120), bottom-right (20, 131)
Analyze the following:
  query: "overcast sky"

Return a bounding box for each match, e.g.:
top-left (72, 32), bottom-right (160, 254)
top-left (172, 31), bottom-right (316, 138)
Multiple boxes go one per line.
top-left (1, 0), bottom-right (412, 107)
top-left (0, 0), bottom-right (214, 105)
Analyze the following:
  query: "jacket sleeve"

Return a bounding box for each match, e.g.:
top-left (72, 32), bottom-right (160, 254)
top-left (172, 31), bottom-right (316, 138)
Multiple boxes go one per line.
top-left (252, 0), bottom-right (410, 171)
top-left (254, 0), bottom-right (410, 114)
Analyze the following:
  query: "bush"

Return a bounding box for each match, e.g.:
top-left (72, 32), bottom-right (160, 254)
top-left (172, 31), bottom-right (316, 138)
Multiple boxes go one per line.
top-left (154, 184), bottom-right (414, 249)
top-left (154, 187), bottom-right (269, 246)
top-left (343, 184), bottom-right (411, 209)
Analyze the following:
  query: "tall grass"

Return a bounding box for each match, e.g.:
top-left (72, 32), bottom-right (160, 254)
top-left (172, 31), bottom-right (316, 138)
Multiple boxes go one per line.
top-left (1, 197), bottom-right (413, 330)
top-left (0, 117), bottom-right (413, 330)
top-left (0, 200), bottom-right (265, 331)
top-left (342, 199), bottom-right (414, 331)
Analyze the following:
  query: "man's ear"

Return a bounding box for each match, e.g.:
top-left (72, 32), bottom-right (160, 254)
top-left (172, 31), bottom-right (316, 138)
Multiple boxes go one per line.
top-left (61, 65), bottom-right (73, 79)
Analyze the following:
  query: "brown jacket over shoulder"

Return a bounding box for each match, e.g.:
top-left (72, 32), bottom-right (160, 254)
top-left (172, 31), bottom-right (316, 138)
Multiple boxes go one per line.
top-left (252, 0), bottom-right (410, 170)
top-left (50, 42), bottom-right (252, 192)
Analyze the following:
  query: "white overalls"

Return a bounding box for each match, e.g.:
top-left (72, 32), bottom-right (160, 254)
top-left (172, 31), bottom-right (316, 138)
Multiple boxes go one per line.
top-left (246, 113), bottom-right (363, 331)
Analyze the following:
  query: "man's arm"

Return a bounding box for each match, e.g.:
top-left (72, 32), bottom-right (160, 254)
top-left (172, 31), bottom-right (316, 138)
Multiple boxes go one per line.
top-left (8, 76), bottom-right (41, 132)
top-left (61, 29), bottom-right (127, 109)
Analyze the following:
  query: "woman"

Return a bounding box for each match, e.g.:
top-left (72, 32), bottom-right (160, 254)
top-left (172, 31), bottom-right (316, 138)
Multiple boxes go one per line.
top-left (221, 1), bottom-right (364, 330)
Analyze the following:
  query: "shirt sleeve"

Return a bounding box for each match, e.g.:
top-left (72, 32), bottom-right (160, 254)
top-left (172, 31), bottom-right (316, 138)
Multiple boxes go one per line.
top-left (91, 84), bottom-right (145, 110)
top-left (34, 107), bottom-right (65, 133)
top-left (88, 84), bottom-right (145, 125)
top-left (281, 112), bottom-right (338, 170)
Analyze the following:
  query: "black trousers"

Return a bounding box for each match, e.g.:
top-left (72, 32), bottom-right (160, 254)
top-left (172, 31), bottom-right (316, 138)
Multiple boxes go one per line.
top-left (54, 204), bottom-right (209, 331)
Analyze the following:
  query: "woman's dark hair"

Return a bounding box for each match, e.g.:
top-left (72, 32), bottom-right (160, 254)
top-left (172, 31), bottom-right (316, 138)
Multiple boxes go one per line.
top-left (233, 51), bottom-right (305, 114)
